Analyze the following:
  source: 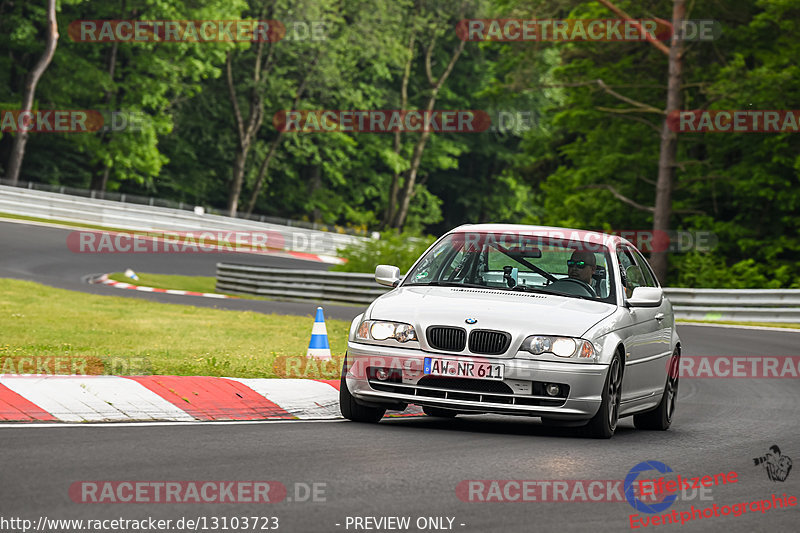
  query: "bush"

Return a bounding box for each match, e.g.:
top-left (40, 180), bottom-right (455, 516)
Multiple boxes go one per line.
top-left (670, 251), bottom-right (800, 288)
top-left (332, 230), bottom-right (437, 273)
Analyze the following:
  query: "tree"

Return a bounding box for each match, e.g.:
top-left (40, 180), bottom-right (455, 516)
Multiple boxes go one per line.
top-left (5, 0), bottom-right (58, 184)
top-left (383, 0), bottom-right (470, 229)
top-left (589, 0), bottom-right (683, 282)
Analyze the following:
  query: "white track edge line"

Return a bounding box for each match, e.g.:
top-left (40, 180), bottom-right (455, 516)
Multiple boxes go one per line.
top-left (677, 322), bottom-right (800, 333)
top-left (0, 419), bottom-right (347, 428)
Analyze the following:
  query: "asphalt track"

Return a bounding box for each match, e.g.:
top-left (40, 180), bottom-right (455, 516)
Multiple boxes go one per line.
top-left (0, 219), bottom-right (363, 321)
top-left (1, 219), bottom-right (799, 532)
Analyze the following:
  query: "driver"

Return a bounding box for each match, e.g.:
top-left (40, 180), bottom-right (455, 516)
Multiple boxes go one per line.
top-left (567, 250), bottom-right (596, 285)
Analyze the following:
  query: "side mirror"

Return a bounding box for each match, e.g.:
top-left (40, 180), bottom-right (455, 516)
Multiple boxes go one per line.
top-left (627, 286), bottom-right (663, 308)
top-left (375, 264), bottom-right (401, 287)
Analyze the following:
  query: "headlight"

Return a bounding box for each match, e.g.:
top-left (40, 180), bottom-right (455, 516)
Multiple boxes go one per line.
top-left (356, 320), bottom-right (418, 343)
top-left (520, 335), bottom-right (596, 361)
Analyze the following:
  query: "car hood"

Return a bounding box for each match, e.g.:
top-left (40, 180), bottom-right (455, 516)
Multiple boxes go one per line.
top-left (368, 286), bottom-right (615, 343)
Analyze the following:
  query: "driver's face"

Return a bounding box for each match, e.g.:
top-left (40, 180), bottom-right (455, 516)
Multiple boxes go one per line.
top-left (568, 253), bottom-right (596, 284)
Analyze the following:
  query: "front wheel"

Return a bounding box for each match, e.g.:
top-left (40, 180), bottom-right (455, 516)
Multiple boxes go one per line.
top-left (634, 351), bottom-right (679, 430)
top-left (339, 357), bottom-right (385, 423)
top-left (586, 353), bottom-right (622, 439)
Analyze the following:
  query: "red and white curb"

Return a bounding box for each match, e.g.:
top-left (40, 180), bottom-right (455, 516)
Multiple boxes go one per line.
top-left (0, 376), bottom-right (338, 422)
top-left (95, 274), bottom-right (232, 299)
top-left (0, 376), bottom-right (422, 423)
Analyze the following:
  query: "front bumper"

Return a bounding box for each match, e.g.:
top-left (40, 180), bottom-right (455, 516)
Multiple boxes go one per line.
top-left (346, 341), bottom-right (609, 420)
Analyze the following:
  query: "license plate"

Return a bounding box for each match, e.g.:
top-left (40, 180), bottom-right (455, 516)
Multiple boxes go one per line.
top-left (423, 357), bottom-right (504, 380)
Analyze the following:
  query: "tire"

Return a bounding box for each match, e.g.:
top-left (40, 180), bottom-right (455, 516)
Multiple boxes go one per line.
top-left (422, 406), bottom-right (457, 418)
top-left (634, 351), bottom-right (679, 431)
top-left (586, 353), bottom-right (622, 439)
top-left (339, 357), bottom-right (385, 423)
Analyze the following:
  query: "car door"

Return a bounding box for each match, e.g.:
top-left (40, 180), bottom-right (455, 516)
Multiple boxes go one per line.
top-left (617, 245), bottom-right (663, 404)
top-left (630, 247), bottom-right (673, 386)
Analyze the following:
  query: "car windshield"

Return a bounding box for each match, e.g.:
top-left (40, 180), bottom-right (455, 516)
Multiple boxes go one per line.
top-left (404, 232), bottom-right (616, 303)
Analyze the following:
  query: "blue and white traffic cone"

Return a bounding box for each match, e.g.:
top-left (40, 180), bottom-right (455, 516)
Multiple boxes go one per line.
top-left (306, 307), bottom-right (332, 360)
top-left (124, 268), bottom-right (139, 281)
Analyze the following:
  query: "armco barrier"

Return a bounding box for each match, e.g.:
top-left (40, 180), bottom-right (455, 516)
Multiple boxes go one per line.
top-left (0, 179), bottom-right (365, 235)
top-left (216, 264), bottom-right (390, 305)
top-left (0, 184), bottom-right (364, 256)
top-left (668, 288), bottom-right (800, 323)
top-left (215, 264), bottom-right (800, 322)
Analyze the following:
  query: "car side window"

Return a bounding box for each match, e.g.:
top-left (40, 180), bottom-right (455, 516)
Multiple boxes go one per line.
top-left (630, 249), bottom-right (658, 287)
top-left (616, 246), bottom-right (643, 297)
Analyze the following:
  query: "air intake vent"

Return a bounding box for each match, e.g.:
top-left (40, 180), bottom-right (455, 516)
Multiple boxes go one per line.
top-left (416, 376), bottom-right (513, 394)
top-left (468, 329), bottom-right (511, 355)
top-left (450, 288), bottom-right (546, 298)
top-left (427, 326), bottom-right (466, 352)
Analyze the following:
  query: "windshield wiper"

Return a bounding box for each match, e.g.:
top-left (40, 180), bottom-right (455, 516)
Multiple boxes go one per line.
top-left (509, 285), bottom-right (555, 295)
top-left (510, 285), bottom-right (592, 300)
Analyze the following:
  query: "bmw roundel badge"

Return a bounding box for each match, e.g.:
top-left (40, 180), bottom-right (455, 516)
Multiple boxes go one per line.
top-left (465, 318), bottom-right (478, 324)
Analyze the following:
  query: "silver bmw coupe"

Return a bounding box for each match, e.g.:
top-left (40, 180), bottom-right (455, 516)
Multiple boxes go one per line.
top-left (340, 225), bottom-right (681, 438)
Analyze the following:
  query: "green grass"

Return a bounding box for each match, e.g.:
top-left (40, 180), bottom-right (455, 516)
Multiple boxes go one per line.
top-left (0, 278), bottom-right (349, 377)
top-left (108, 272), bottom-right (218, 294)
top-left (677, 319), bottom-right (800, 330)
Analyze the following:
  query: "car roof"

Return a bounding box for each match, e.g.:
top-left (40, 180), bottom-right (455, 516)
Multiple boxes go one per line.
top-left (448, 223), bottom-right (634, 250)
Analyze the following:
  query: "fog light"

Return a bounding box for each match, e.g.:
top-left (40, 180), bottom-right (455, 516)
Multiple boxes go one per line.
top-left (375, 368), bottom-right (390, 381)
top-left (546, 384), bottom-right (560, 396)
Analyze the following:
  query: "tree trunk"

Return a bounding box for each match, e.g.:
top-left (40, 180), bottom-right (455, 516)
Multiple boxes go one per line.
top-left (227, 148), bottom-right (248, 216)
top-left (392, 124), bottom-right (432, 228)
top-left (244, 52), bottom-right (320, 215)
top-left (225, 38), bottom-right (268, 217)
top-left (244, 131), bottom-right (283, 215)
top-left (650, 0), bottom-right (685, 282)
top-left (90, 165), bottom-right (111, 192)
top-left (381, 33), bottom-right (416, 229)
top-left (5, 0), bottom-right (58, 184)
top-left (391, 36), bottom-right (465, 229)
top-left (91, 40), bottom-right (120, 192)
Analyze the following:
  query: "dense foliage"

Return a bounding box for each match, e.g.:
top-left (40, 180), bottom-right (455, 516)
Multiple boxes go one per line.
top-left (332, 230), bottom-right (436, 273)
top-left (1, 0), bottom-right (798, 287)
